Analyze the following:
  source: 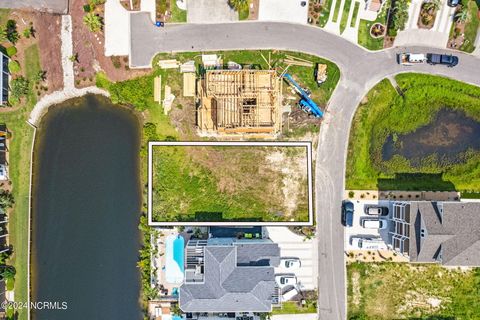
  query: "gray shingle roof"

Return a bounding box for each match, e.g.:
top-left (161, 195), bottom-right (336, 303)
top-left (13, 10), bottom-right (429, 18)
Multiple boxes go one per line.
top-left (409, 201), bottom-right (480, 266)
top-left (179, 242), bottom-right (279, 312)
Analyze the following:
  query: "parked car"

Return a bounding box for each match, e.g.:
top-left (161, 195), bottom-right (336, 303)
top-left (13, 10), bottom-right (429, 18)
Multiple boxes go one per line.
top-left (426, 53), bottom-right (459, 67)
top-left (342, 201), bottom-right (354, 227)
top-left (361, 218), bottom-right (388, 230)
top-left (275, 275), bottom-right (297, 289)
top-left (281, 286), bottom-right (300, 301)
top-left (365, 205), bottom-right (389, 216)
top-left (350, 236), bottom-right (388, 250)
top-left (280, 258), bottom-right (301, 269)
top-left (447, 0), bottom-right (460, 7)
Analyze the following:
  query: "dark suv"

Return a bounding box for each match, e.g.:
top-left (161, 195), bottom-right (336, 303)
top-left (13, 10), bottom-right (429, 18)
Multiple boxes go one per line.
top-left (426, 53), bottom-right (459, 67)
top-left (342, 201), bottom-right (354, 227)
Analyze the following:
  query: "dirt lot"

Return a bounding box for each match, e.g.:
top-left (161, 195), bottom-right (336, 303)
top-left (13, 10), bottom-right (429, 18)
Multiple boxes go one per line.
top-left (70, 0), bottom-right (149, 88)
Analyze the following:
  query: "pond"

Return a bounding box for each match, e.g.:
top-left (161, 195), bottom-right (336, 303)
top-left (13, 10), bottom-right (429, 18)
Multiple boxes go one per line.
top-left (382, 109), bottom-right (480, 166)
top-left (31, 95), bottom-right (143, 320)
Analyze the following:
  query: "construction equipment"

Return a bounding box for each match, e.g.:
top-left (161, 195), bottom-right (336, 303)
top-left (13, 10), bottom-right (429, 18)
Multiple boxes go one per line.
top-left (283, 73), bottom-right (323, 118)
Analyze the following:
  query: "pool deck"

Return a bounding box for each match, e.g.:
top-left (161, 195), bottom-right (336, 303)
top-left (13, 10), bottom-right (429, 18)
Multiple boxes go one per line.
top-left (152, 229), bottom-right (181, 295)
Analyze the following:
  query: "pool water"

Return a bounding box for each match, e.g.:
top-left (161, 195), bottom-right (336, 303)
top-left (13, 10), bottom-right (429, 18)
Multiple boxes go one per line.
top-left (165, 235), bottom-right (185, 284)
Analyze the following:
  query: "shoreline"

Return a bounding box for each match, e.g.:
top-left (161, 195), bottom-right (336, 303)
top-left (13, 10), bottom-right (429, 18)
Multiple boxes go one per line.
top-left (27, 87), bottom-right (110, 127)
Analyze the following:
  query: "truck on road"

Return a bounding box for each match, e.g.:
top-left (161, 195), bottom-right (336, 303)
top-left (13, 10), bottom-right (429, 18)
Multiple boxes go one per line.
top-left (397, 53), bottom-right (426, 65)
top-left (426, 53), bottom-right (459, 67)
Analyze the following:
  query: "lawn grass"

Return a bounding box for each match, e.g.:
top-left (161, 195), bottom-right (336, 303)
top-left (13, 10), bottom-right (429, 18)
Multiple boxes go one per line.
top-left (346, 73), bottom-right (480, 192)
top-left (169, 0), bottom-right (186, 22)
top-left (318, 0), bottom-right (334, 27)
top-left (460, 0), bottom-right (479, 53)
top-left (348, 262), bottom-right (480, 319)
top-left (3, 43), bottom-right (41, 320)
top-left (340, 0), bottom-right (353, 34)
top-left (0, 9), bottom-right (10, 25)
top-left (358, 19), bottom-right (385, 50)
top-left (332, 0), bottom-right (343, 22)
top-left (272, 301), bottom-right (317, 314)
top-left (350, 1), bottom-right (360, 27)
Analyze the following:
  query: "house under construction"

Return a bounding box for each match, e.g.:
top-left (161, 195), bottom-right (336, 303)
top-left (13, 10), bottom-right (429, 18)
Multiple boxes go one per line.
top-left (197, 69), bottom-right (282, 135)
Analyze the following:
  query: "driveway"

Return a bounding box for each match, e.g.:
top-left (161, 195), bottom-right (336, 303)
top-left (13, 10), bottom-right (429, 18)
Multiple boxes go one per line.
top-left (258, 0), bottom-right (309, 24)
top-left (104, 0), bottom-right (130, 56)
top-left (267, 227), bottom-right (318, 291)
top-left (395, 0), bottom-right (455, 47)
top-left (186, 0), bottom-right (238, 23)
top-left (0, 0), bottom-right (68, 13)
top-left (128, 16), bottom-right (480, 320)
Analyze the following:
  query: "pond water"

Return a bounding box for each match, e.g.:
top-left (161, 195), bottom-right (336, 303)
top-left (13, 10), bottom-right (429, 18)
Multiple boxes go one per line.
top-left (382, 109), bottom-right (480, 165)
top-left (31, 95), bottom-right (142, 320)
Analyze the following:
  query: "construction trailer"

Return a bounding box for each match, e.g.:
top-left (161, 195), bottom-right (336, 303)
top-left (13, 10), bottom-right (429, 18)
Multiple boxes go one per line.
top-left (197, 69), bottom-right (282, 136)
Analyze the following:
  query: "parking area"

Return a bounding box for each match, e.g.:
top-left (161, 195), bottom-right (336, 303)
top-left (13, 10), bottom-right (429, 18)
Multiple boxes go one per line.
top-left (344, 200), bottom-right (393, 251)
top-left (266, 227), bottom-right (317, 291)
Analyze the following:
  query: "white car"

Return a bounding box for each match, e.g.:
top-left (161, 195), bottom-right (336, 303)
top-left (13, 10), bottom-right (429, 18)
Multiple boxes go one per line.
top-left (280, 258), bottom-right (301, 269)
top-left (275, 275), bottom-right (297, 288)
top-left (281, 286), bottom-right (299, 302)
top-left (361, 218), bottom-right (388, 230)
top-left (350, 237), bottom-right (388, 250)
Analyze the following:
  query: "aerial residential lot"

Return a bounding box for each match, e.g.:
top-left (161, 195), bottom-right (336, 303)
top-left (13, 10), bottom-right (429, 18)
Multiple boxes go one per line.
top-left (150, 142), bottom-right (312, 223)
top-left (348, 262), bottom-right (480, 319)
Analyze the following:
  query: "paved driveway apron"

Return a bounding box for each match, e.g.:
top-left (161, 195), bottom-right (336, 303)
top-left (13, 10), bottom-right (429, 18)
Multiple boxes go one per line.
top-left (129, 14), bottom-right (480, 320)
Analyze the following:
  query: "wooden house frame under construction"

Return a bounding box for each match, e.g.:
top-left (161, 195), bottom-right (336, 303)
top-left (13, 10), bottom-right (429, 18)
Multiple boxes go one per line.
top-left (197, 69), bottom-right (282, 135)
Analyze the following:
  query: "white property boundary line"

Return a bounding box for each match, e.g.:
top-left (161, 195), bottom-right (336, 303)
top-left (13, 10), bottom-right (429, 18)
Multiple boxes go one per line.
top-left (148, 141), bottom-right (314, 226)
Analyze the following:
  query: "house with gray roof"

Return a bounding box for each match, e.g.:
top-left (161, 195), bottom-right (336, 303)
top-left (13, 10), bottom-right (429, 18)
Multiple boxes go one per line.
top-left (390, 201), bottom-right (480, 266)
top-left (179, 239), bottom-right (280, 313)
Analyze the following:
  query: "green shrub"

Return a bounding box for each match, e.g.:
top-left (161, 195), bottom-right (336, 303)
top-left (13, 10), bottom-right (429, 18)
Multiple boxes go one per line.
top-left (6, 19), bottom-right (19, 44)
top-left (8, 60), bottom-right (20, 73)
top-left (10, 76), bottom-right (29, 99)
top-left (83, 4), bottom-right (92, 12)
top-left (6, 46), bottom-right (17, 57)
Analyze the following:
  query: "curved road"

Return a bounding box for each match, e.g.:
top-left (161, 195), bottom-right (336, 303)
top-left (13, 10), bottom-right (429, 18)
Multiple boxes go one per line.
top-left (129, 13), bottom-right (480, 320)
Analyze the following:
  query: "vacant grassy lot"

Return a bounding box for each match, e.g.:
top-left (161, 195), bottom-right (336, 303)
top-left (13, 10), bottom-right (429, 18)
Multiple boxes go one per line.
top-left (151, 145), bottom-right (309, 222)
top-left (348, 262), bottom-right (480, 319)
top-left (346, 73), bottom-right (480, 192)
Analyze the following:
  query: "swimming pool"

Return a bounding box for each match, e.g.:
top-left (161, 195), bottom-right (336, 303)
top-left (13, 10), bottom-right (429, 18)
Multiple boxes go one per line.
top-left (165, 235), bottom-right (185, 284)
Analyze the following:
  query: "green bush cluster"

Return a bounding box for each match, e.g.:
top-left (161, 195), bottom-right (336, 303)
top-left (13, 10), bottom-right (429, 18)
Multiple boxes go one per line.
top-left (7, 60), bottom-right (20, 73)
top-left (5, 46), bottom-right (16, 57)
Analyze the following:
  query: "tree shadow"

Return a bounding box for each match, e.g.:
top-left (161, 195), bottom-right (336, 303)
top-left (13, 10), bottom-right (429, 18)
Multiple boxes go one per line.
top-left (377, 173), bottom-right (456, 193)
top-left (194, 211), bottom-right (263, 222)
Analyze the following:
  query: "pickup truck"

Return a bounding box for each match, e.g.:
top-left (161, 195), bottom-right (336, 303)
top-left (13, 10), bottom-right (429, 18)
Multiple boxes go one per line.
top-left (397, 53), bottom-right (426, 65)
top-left (426, 53), bottom-right (459, 67)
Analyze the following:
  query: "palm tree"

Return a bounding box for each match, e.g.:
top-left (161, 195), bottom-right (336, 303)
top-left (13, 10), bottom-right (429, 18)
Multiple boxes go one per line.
top-left (83, 12), bottom-right (102, 33)
top-left (0, 27), bottom-right (7, 43)
top-left (455, 6), bottom-right (469, 23)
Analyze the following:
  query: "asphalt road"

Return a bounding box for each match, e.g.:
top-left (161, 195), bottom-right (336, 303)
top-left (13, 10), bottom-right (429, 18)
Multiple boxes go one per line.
top-left (0, 0), bottom-right (68, 14)
top-left (129, 13), bottom-right (480, 320)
